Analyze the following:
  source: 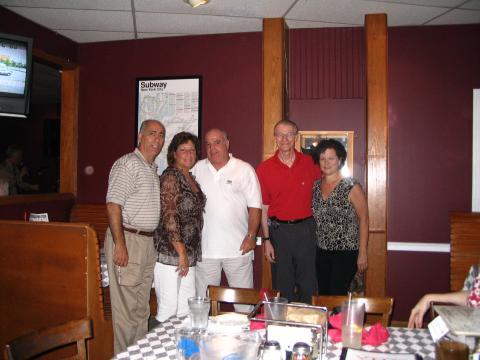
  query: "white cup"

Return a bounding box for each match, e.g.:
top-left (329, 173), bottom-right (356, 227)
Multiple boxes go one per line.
top-left (188, 296), bottom-right (210, 329)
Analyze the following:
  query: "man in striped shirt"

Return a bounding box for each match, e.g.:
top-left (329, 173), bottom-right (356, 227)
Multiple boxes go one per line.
top-left (105, 119), bottom-right (165, 354)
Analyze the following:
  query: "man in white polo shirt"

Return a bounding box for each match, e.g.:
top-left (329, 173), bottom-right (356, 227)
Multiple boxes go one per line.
top-left (192, 128), bottom-right (262, 309)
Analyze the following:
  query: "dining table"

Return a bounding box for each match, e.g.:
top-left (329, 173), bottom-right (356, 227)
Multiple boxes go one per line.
top-left (113, 316), bottom-right (436, 360)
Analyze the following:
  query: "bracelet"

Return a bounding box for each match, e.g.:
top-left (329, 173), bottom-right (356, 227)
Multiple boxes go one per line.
top-left (262, 237), bottom-right (270, 242)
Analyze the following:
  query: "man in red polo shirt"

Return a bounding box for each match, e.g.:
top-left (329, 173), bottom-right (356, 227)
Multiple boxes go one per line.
top-left (257, 120), bottom-right (321, 303)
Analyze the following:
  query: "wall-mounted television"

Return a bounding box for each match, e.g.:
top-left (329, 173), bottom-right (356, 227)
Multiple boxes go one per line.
top-left (0, 32), bottom-right (33, 118)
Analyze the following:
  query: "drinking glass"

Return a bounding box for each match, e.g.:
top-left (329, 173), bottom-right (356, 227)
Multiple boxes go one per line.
top-left (341, 300), bottom-right (365, 349)
top-left (188, 296), bottom-right (210, 329)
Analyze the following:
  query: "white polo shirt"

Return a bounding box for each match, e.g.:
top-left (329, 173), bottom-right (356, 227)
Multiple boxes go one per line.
top-left (192, 154), bottom-right (262, 258)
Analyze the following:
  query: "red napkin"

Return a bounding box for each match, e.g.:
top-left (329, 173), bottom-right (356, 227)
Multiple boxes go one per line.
top-left (362, 323), bottom-right (389, 346)
top-left (327, 313), bottom-right (389, 346)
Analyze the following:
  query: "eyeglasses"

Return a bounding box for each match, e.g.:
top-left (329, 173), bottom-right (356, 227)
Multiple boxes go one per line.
top-left (274, 132), bottom-right (296, 140)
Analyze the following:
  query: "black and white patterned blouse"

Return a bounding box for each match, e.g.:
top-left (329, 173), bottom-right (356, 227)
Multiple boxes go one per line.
top-left (154, 167), bottom-right (206, 266)
top-left (312, 177), bottom-right (360, 251)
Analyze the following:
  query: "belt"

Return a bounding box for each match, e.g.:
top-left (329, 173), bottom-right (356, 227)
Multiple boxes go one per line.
top-left (123, 227), bottom-right (154, 237)
top-left (271, 216), bottom-right (312, 225)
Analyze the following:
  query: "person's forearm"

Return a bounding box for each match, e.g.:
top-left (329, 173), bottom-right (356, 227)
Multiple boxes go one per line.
top-left (171, 240), bottom-right (187, 257)
top-left (247, 207), bottom-right (261, 238)
top-left (261, 205), bottom-right (270, 238)
top-left (358, 214), bottom-right (369, 254)
top-left (106, 202), bottom-right (126, 247)
top-left (424, 291), bottom-right (469, 307)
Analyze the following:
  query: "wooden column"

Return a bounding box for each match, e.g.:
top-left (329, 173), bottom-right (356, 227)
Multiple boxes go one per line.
top-left (365, 14), bottom-right (388, 297)
top-left (59, 67), bottom-right (79, 194)
top-left (261, 18), bottom-right (287, 289)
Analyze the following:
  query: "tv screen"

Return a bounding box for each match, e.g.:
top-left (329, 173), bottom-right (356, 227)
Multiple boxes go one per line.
top-left (0, 32), bottom-right (33, 118)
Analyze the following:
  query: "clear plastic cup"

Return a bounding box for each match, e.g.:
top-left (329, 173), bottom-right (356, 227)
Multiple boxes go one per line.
top-left (176, 327), bottom-right (203, 360)
top-left (199, 331), bottom-right (261, 360)
top-left (188, 296), bottom-right (210, 329)
top-left (264, 297), bottom-right (288, 321)
top-left (341, 300), bottom-right (365, 349)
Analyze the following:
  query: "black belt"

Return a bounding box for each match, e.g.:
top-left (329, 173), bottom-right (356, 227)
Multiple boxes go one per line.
top-left (271, 216), bottom-right (312, 225)
top-left (123, 227), bottom-right (154, 237)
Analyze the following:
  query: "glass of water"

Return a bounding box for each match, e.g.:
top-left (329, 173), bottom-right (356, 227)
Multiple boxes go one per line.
top-left (188, 296), bottom-right (210, 329)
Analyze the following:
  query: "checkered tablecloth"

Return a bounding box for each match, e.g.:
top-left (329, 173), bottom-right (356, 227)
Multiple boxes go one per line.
top-left (113, 320), bottom-right (435, 360)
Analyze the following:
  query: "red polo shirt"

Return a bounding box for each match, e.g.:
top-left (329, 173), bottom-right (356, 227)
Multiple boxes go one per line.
top-left (256, 150), bottom-right (321, 220)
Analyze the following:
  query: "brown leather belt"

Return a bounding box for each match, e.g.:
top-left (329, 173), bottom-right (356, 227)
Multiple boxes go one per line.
top-left (123, 227), bottom-right (154, 237)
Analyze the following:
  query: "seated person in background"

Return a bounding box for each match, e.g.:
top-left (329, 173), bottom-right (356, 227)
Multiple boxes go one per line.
top-left (0, 177), bottom-right (8, 196)
top-left (408, 263), bottom-right (480, 328)
top-left (0, 145), bottom-right (39, 195)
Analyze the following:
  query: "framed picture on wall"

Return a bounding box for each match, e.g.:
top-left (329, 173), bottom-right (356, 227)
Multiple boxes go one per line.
top-left (135, 75), bottom-right (202, 174)
top-left (296, 130), bottom-right (354, 176)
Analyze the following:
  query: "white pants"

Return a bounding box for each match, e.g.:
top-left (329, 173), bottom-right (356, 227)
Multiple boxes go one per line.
top-left (153, 262), bottom-right (196, 322)
top-left (195, 253), bottom-right (253, 313)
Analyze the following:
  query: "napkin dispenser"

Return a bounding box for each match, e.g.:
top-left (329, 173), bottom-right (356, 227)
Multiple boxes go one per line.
top-left (248, 301), bottom-right (328, 359)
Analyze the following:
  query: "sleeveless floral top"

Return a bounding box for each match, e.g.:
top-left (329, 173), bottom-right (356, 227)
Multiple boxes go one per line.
top-left (312, 177), bottom-right (360, 251)
top-left (154, 167), bottom-right (206, 266)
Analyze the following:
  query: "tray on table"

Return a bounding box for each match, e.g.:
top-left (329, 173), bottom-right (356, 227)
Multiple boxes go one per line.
top-left (248, 301), bottom-right (329, 358)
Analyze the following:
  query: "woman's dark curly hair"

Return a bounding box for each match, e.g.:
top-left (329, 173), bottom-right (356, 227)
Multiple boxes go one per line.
top-left (166, 131), bottom-right (201, 167)
top-left (313, 138), bottom-right (347, 169)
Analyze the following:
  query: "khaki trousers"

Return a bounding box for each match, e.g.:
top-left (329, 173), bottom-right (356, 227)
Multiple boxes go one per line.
top-left (105, 228), bottom-right (157, 355)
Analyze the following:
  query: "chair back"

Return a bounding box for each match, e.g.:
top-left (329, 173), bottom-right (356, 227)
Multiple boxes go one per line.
top-left (207, 285), bottom-right (275, 316)
top-left (4, 318), bottom-right (92, 360)
top-left (311, 295), bottom-right (394, 326)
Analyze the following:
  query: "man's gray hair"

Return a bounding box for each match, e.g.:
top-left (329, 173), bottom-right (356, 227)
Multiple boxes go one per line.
top-left (273, 120), bottom-right (299, 134)
top-left (139, 119), bottom-right (165, 134)
top-left (206, 128), bottom-right (229, 141)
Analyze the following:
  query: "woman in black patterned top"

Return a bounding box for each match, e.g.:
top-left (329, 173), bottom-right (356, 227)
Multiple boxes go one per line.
top-left (312, 139), bottom-right (369, 295)
top-left (153, 132), bottom-right (206, 322)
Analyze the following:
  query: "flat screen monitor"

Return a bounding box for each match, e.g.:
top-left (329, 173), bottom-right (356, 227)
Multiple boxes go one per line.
top-left (0, 32), bottom-right (33, 118)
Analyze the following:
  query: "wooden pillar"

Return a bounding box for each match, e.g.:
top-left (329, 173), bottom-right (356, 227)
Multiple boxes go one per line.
top-left (365, 14), bottom-right (388, 297)
top-left (261, 18), bottom-right (287, 289)
top-left (59, 67), bottom-right (79, 194)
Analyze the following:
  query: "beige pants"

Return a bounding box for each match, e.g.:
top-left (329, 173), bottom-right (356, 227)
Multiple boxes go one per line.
top-left (105, 228), bottom-right (157, 355)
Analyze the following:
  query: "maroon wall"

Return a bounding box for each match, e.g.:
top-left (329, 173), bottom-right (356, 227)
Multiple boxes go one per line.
top-left (288, 28), bottom-right (366, 186)
top-left (77, 33), bottom-right (262, 203)
top-left (288, 25), bottom-right (480, 320)
top-left (387, 24), bottom-right (480, 320)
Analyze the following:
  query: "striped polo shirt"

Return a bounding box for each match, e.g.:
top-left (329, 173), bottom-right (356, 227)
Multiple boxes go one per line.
top-left (106, 148), bottom-right (160, 231)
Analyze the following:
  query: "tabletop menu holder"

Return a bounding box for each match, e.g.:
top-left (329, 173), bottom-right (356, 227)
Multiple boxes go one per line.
top-left (248, 301), bottom-right (328, 359)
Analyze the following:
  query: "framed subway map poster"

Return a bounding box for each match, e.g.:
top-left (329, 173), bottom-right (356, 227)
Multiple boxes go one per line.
top-left (136, 76), bottom-right (202, 174)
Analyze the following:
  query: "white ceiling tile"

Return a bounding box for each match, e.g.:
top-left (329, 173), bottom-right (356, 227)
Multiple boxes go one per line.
top-left (57, 30), bottom-right (135, 43)
top-left (134, 0), bottom-right (296, 18)
top-left (286, 0), bottom-right (448, 26)
top-left (4, 7), bottom-right (134, 31)
top-left (136, 12), bottom-right (262, 35)
top-left (0, 0), bottom-right (131, 10)
top-left (460, 0), bottom-right (480, 10)
top-left (362, 0), bottom-right (465, 7)
top-left (427, 8), bottom-right (480, 24)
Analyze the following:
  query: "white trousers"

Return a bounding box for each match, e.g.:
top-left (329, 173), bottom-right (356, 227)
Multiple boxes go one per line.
top-left (153, 262), bottom-right (196, 322)
top-left (195, 253), bottom-right (253, 313)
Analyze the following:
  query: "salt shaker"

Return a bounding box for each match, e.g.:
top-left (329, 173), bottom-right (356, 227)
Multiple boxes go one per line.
top-left (260, 340), bottom-right (283, 360)
top-left (291, 342), bottom-right (311, 360)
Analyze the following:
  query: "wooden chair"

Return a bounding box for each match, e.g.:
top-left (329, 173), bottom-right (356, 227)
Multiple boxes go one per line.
top-left (207, 285), bottom-right (277, 316)
top-left (312, 295), bottom-right (394, 327)
top-left (4, 318), bottom-right (92, 360)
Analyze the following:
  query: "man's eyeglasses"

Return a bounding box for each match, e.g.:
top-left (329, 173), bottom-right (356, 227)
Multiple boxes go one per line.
top-left (274, 132), bottom-right (296, 140)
